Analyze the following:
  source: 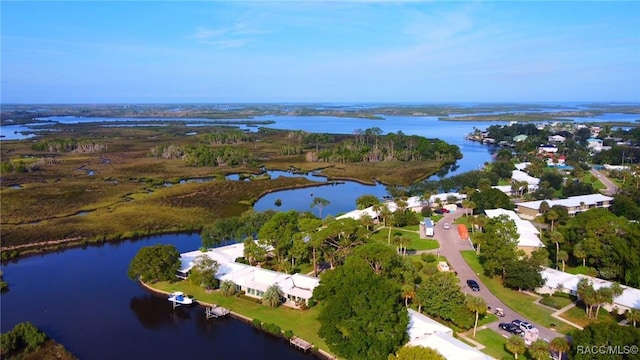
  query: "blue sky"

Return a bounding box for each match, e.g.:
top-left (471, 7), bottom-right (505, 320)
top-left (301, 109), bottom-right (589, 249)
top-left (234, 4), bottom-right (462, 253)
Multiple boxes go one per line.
top-left (2, 1), bottom-right (639, 103)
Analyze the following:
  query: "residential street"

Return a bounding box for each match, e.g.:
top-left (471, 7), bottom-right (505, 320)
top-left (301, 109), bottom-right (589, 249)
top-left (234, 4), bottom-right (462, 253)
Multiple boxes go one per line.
top-left (590, 168), bottom-right (618, 195)
top-left (433, 209), bottom-right (564, 342)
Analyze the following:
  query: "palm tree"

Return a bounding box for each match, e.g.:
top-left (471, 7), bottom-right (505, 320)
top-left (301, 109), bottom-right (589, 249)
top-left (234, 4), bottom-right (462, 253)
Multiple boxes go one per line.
top-left (557, 250), bottom-right (568, 272)
top-left (359, 213), bottom-right (374, 232)
top-left (310, 197), bottom-right (330, 219)
top-left (528, 339), bottom-right (550, 360)
top-left (574, 242), bottom-right (587, 267)
top-left (506, 335), bottom-right (526, 360)
top-left (467, 200), bottom-right (476, 217)
top-left (379, 204), bottom-right (392, 244)
top-left (220, 280), bottom-right (236, 296)
top-left (534, 215), bottom-right (546, 241)
top-left (625, 309), bottom-right (640, 327)
top-left (577, 278), bottom-right (596, 318)
top-left (399, 235), bottom-right (411, 257)
top-left (595, 283), bottom-right (623, 318)
top-left (471, 232), bottom-right (486, 256)
top-left (465, 295), bottom-right (487, 338)
top-left (262, 284), bottom-right (282, 308)
top-left (401, 283), bottom-right (415, 307)
top-left (549, 337), bottom-right (570, 360)
top-left (546, 210), bottom-right (559, 232)
top-left (539, 200), bottom-right (550, 215)
top-left (549, 231), bottom-right (565, 268)
top-left (462, 199), bottom-right (471, 217)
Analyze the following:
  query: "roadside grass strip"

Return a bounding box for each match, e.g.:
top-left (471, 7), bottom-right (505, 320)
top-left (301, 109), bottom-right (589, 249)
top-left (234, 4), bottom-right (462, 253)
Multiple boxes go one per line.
top-left (473, 328), bottom-right (514, 359)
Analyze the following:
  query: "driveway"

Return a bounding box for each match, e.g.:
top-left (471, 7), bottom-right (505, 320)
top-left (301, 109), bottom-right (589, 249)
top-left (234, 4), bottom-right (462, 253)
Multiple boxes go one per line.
top-left (590, 168), bottom-right (618, 195)
top-left (433, 209), bottom-right (563, 342)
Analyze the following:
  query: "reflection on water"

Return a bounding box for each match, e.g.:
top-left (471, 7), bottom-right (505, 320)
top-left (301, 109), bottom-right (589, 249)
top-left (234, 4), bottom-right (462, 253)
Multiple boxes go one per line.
top-left (129, 293), bottom-right (192, 329)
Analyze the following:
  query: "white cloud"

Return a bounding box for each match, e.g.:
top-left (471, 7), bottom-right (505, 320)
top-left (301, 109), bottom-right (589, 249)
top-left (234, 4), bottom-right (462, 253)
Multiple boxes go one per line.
top-left (187, 20), bottom-right (272, 49)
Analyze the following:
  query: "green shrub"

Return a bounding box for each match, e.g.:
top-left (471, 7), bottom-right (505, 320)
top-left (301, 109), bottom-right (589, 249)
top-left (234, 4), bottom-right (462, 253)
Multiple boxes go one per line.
top-left (252, 319), bottom-right (262, 328)
top-left (539, 296), bottom-right (560, 309)
top-left (307, 298), bottom-right (317, 307)
top-left (284, 330), bottom-right (294, 340)
top-left (13, 322), bottom-right (47, 352)
top-left (261, 323), bottom-right (281, 336)
top-left (0, 331), bottom-right (18, 355)
top-left (421, 253), bottom-right (437, 263)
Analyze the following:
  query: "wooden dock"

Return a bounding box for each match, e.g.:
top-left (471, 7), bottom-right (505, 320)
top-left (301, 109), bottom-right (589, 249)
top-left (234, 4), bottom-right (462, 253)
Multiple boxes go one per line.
top-left (205, 305), bottom-right (230, 319)
top-left (289, 336), bottom-right (312, 352)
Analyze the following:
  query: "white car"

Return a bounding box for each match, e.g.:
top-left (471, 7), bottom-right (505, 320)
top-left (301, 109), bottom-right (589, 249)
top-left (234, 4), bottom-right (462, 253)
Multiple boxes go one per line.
top-left (443, 223), bottom-right (450, 230)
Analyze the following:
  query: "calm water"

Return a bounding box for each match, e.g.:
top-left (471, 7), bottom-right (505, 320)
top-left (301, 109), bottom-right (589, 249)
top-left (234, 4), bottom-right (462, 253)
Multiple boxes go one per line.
top-left (0, 234), bottom-right (313, 359)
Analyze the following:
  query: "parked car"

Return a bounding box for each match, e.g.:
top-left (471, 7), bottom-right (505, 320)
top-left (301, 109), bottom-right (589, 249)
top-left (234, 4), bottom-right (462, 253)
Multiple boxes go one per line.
top-left (443, 223), bottom-right (450, 230)
top-left (511, 319), bottom-right (535, 332)
top-left (466, 279), bottom-right (480, 291)
top-left (499, 322), bottom-right (524, 336)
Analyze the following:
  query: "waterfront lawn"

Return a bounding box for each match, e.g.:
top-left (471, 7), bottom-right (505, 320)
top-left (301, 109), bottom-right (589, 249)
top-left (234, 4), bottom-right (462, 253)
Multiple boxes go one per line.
top-left (473, 328), bottom-right (513, 360)
top-left (460, 250), bottom-right (576, 334)
top-left (152, 281), bottom-right (328, 352)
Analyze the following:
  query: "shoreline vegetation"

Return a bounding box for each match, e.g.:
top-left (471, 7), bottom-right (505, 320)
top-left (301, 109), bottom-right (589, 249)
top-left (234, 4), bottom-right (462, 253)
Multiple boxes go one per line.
top-left (139, 280), bottom-right (335, 359)
top-left (1, 115), bottom-right (459, 259)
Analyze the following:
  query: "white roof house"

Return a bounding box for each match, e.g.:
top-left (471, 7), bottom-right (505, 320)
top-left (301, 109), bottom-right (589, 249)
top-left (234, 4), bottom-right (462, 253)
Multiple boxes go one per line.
top-left (337, 193), bottom-right (467, 221)
top-left (179, 243), bottom-right (321, 305)
top-left (514, 162), bottom-right (530, 171)
top-left (548, 135), bottom-right (566, 143)
top-left (511, 170), bottom-right (540, 186)
top-left (484, 209), bottom-right (544, 251)
top-left (537, 267), bottom-right (640, 314)
top-left (516, 194), bottom-right (614, 219)
top-left (406, 309), bottom-right (492, 360)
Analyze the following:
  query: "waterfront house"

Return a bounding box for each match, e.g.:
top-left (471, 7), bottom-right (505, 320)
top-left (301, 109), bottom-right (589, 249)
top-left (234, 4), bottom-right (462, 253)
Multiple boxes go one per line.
top-left (484, 208), bottom-right (544, 256)
top-left (178, 243), bottom-right (320, 307)
top-left (515, 194), bottom-right (614, 220)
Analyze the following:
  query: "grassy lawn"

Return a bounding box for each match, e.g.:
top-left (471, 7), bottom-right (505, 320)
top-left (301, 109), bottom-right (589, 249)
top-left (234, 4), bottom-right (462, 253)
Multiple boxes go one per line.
top-left (473, 328), bottom-right (513, 359)
top-left (582, 173), bottom-right (606, 190)
top-left (371, 228), bottom-right (439, 251)
top-left (538, 294), bottom-right (574, 310)
top-left (558, 304), bottom-right (617, 328)
top-left (460, 251), bottom-right (576, 334)
top-left (151, 280), bottom-right (328, 352)
top-left (478, 313), bottom-right (499, 327)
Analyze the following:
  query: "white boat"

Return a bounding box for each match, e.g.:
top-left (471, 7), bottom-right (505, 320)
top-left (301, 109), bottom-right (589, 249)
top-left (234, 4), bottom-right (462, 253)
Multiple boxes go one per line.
top-left (168, 291), bottom-right (194, 306)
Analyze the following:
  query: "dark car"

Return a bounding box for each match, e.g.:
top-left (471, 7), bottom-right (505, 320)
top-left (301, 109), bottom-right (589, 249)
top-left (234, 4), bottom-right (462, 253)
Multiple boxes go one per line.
top-left (466, 279), bottom-right (480, 291)
top-left (499, 322), bottom-right (524, 336)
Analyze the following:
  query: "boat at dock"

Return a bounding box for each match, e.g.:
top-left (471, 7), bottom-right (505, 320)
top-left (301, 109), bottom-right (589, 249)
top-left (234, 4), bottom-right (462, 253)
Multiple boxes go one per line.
top-left (168, 291), bottom-right (194, 306)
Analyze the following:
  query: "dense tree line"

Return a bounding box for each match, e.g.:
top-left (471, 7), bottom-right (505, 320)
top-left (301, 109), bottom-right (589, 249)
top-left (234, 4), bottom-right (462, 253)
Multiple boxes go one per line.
top-left (31, 139), bottom-right (106, 153)
top-left (201, 130), bottom-right (253, 145)
top-left (304, 128), bottom-right (461, 164)
top-left (183, 144), bottom-right (256, 167)
top-left (557, 208), bottom-right (640, 286)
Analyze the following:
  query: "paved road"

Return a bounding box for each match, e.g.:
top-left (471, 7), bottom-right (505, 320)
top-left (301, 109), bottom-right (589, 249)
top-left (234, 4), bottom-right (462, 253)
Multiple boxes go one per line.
top-left (590, 168), bottom-right (618, 195)
top-left (434, 209), bottom-right (562, 342)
